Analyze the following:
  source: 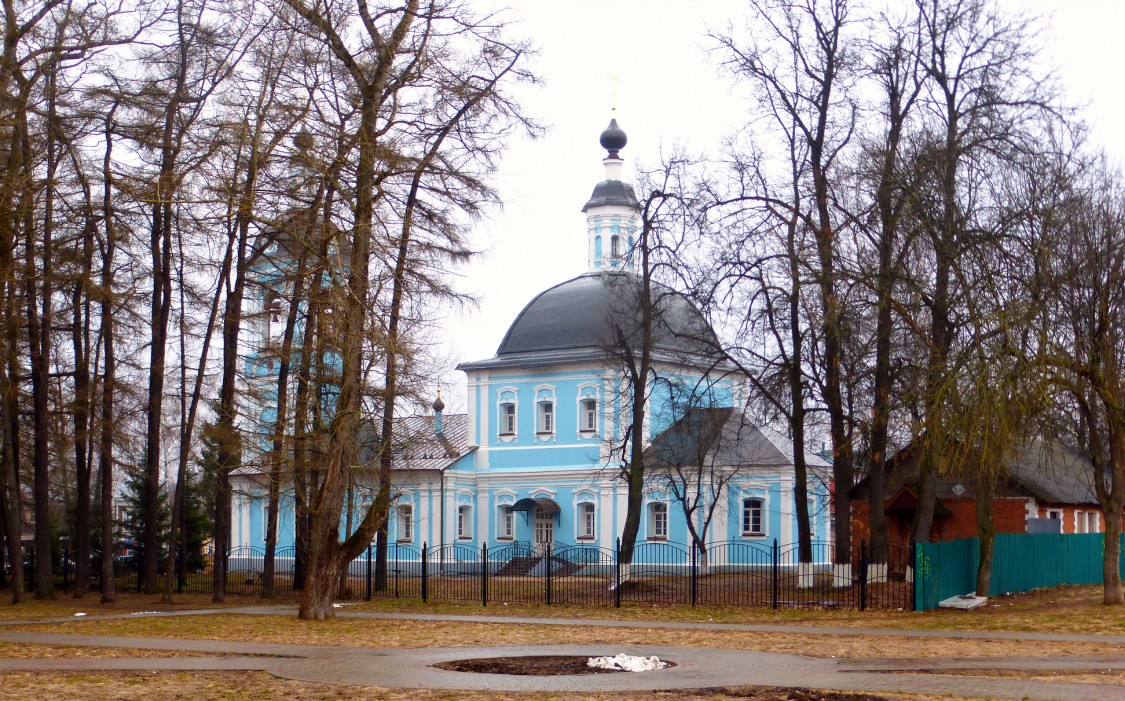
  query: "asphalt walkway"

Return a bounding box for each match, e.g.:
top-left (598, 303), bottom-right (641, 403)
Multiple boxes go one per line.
top-left (0, 606), bottom-right (1122, 699)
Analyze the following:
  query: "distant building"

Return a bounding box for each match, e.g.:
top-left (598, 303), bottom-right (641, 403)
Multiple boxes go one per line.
top-left (850, 440), bottom-right (1107, 545)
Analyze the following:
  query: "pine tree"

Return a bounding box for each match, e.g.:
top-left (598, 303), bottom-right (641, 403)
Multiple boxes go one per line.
top-left (121, 456), bottom-right (170, 572)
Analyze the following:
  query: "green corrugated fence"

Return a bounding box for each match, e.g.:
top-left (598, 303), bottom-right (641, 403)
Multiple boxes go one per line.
top-left (915, 533), bottom-right (1125, 611)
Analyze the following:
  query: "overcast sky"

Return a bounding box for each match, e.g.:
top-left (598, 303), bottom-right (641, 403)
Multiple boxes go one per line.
top-left (432, 0), bottom-right (1125, 413)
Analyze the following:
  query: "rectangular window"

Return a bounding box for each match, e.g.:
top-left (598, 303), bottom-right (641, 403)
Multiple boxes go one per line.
top-left (261, 502), bottom-right (269, 543)
top-left (649, 502), bottom-right (668, 540)
top-left (397, 504), bottom-right (413, 542)
top-left (581, 398), bottom-right (597, 432)
top-left (498, 506), bottom-right (513, 539)
top-left (1046, 509), bottom-right (1063, 521)
top-left (742, 498), bottom-right (764, 536)
top-left (1077, 511), bottom-right (1087, 533)
top-left (458, 505), bottom-right (472, 539)
top-left (579, 503), bottom-right (596, 539)
top-left (500, 403), bottom-right (516, 435)
top-left (538, 401), bottom-right (554, 433)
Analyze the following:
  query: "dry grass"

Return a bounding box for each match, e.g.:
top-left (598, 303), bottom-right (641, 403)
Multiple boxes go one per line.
top-left (0, 592), bottom-right (269, 621)
top-left (910, 668), bottom-right (1125, 686)
top-left (1, 584), bottom-right (1122, 635)
top-left (0, 671), bottom-right (1006, 701)
top-left (0, 641), bottom-right (242, 658)
top-left (356, 584), bottom-right (1125, 635)
top-left (13, 614), bottom-right (1122, 659)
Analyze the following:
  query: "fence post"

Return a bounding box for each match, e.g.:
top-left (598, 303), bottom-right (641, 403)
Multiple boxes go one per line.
top-left (481, 542), bottom-right (488, 607)
top-left (910, 540), bottom-right (917, 612)
top-left (394, 546), bottom-right (400, 598)
top-left (421, 542), bottom-right (428, 603)
top-left (859, 540), bottom-right (868, 612)
top-left (690, 542), bottom-right (697, 607)
top-left (28, 549), bottom-right (35, 592)
top-left (771, 538), bottom-right (778, 610)
top-left (136, 552), bottom-right (142, 593)
top-left (366, 544), bottom-right (373, 601)
top-left (545, 542), bottom-right (552, 606)
top-left (614, 537), bottom-right (621, 608)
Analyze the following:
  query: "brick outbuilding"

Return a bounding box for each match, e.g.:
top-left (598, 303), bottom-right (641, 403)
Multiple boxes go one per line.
top-left (850, 440), bottom-right (1107, 547)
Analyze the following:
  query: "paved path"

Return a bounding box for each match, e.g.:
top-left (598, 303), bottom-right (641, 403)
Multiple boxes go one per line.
top-left (1, 607), bottom-right (1123, 699)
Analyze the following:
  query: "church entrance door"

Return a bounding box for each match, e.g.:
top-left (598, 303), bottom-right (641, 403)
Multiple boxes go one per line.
top-left (534, 507), bottom-right (554, 554)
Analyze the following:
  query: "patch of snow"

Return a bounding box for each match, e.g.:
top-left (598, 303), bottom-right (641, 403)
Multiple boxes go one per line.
top-left (130, 611), bottom-right (159, 615)
top-left (587, 654), bottom-right (668, 672)
top-left (73, 612), bottom-right (87, 617)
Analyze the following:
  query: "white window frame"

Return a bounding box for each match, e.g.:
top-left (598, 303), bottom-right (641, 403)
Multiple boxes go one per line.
top-left (497, 505), bottom-right (514, 540)
top-left (397, 504), bottom-right (413, 543)
top-left (582, 398), bottom-right (597, 432)
top-left (457, 505), bottom-right (472, 540)
top-left (496, 387), bottom-right (518, 441)
top-left (261, 500), bottom-right (269, 543)
top-left (537, 400), bottom-right (554, 434)
top-left (500, 402), bottom-right (516, 435)
top-left (742, 497), bottom-right (764, 537)
top-left (1046, 508), bottom-right (1063, 521)
top-left (649, 502), bottom-right (668, 540)
top-left (578, 502), bottom-right (596, 540)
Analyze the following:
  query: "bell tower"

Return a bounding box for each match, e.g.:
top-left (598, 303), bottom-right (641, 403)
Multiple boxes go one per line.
top-left (582, 115), bottom-right (640, 272)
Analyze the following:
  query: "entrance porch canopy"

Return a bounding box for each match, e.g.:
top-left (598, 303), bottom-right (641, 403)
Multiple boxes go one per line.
top-left (510, 497), bottom-right (560, 514)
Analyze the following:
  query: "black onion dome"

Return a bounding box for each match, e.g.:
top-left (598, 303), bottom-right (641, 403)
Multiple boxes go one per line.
top-left (599, 117), bottom-right (628, 157)
top-left (495, 272), bottom-right (720, 359)
top-left (432, 393), bottom-right (445, 412)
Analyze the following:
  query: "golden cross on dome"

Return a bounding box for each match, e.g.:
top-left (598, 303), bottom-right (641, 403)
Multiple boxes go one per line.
top-left (608, 71), bottom-right (621, 110)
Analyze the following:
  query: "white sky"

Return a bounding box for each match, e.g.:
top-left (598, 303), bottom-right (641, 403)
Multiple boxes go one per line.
top-left (434, 0), bottom-right (1125, 413)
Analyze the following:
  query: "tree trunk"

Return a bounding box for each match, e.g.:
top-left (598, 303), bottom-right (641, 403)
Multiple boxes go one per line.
top-left (72, 275), bottom-right (91, 597)
top-left (974, 475), bottom-right (995, 596)
top-left (98, 107), bottom-right (118, 605)
top-left (1100, 426), bottom-right (1124, 605)
top-left (1104, 507), bottom-right (1123, 605)
top-left (786, 203), bottom-right (812, 564)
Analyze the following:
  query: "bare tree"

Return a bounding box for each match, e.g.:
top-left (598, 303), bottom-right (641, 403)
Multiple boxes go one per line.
top-left (1039, 154), bottom-right (1125, 605)
top-left (714, 0), bottom-right (859, 567)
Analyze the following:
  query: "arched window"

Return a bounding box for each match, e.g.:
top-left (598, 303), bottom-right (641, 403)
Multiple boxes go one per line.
top-left (611, 235), bottom-right (621, 259)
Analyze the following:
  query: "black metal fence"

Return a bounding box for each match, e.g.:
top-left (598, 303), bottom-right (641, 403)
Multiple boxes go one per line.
top-left (13, 539), bottom-right (914, 611)
top-left (372, 538), bottom-right (914, 611)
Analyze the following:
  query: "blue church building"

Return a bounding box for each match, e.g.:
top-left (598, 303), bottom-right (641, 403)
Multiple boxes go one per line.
top-left (230, 119), bottom-right (832, 567)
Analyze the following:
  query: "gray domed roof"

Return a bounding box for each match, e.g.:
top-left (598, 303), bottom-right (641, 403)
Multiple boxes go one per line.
top-left (582, 180), bottom-right (639, 212)
top-left (459, 273), bottom-right (719, 371)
